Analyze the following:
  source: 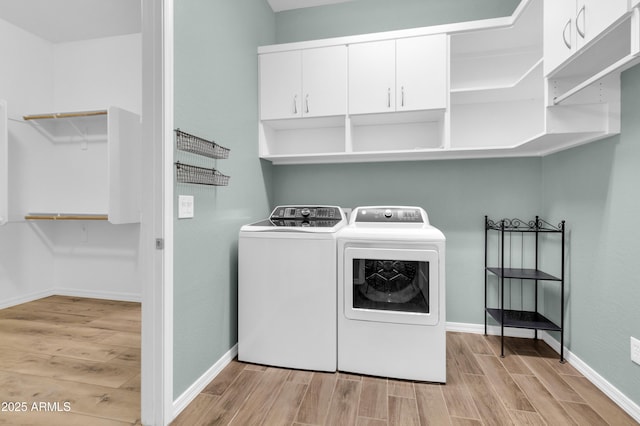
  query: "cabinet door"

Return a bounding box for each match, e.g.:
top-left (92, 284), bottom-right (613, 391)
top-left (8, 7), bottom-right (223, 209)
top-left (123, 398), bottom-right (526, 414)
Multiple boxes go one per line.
top-left (576, 0), bottom-right (629, 49)
top-left (348, 40), bottom-right (396, 115)
top-left (543, 0), bottom-right (576, 75)
top-left (396, 35), bottom-right (447, 111)
top-left (302, 46), bottom-right (347, 118)
top-left (259, 50), bottom-right (302, 120)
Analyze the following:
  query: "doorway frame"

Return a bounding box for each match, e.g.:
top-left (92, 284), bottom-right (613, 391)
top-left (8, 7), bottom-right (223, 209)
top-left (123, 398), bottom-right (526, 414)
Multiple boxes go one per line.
top-left (141, 0), bottom-right (174, 424)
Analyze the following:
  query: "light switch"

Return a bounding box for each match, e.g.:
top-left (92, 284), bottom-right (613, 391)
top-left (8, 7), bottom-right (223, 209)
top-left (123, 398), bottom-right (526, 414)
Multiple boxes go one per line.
top-left (178, 195), bottom-right (194, 219)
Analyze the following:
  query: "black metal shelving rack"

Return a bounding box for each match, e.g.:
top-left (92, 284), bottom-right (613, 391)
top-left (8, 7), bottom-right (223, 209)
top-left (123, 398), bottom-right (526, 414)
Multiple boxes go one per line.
top-left (484, 216), bottom-right (566, 362)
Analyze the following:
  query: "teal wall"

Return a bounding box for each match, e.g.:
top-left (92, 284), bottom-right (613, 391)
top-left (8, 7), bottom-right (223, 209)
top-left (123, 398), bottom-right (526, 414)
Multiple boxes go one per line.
top-left (272, 159), bottom-right (541, 325)
top-left (172, 0), bottom-right (639, 410)
top-left (275, 0), bottom-right (519, 43)
top-left (541, 66), bottom-right (640, 406)
top-left (173, 0), bottom-right (275, 399)
top-left (271, 0), bottom-right (640, 409)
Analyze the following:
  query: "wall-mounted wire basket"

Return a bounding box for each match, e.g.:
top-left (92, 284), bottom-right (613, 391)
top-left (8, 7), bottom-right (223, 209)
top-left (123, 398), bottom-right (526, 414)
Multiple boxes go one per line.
top-left (175, 128), bottom-right (230, 159)
top-left (175, 162), bottom-right (230, 186)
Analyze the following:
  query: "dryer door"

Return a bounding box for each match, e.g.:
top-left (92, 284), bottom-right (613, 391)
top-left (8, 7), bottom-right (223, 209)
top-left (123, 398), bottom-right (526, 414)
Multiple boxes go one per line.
top-left (344, 247), bottom-right (440, 326)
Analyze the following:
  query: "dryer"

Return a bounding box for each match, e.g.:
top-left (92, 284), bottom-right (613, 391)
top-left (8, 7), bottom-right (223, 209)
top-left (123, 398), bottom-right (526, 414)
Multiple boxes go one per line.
top-left (238, 205), bottom-right (346, 371)
top-left (337, 206), bottom-right (446, 382)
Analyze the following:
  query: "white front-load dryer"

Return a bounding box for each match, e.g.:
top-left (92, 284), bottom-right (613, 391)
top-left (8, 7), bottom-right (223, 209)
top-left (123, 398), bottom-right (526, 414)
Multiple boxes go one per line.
top-left (337, 206), bottom-right (446, 382)
top-left (238, 205), bottom-right (346, 371)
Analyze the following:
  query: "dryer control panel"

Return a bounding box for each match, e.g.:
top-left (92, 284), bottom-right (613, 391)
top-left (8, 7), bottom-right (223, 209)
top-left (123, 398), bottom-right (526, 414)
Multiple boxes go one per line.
top-left (354, 207), bottom-right (425, 223)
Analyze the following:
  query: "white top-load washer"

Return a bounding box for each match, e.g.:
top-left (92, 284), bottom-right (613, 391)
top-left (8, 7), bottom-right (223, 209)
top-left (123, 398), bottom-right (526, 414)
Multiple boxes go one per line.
top-left (337, 206), bottom-right (446, 382)
top-left (238, 205), bottom-right (346, 371)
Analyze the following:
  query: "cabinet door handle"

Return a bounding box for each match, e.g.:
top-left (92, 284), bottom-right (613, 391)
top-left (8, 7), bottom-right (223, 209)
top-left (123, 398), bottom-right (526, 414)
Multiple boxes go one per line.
top-left (387, 88), bottom-right (391, 108)
top-left (562, 18), bottom-right (572, 49)
top-left (293, 94), bottom-right (298, 114)
top-left (576, 5), bottom-right (586, 39)
top-left (305, 94), bottom-right (309, 114)
top-left (401, 86), bottom-right (405, 107)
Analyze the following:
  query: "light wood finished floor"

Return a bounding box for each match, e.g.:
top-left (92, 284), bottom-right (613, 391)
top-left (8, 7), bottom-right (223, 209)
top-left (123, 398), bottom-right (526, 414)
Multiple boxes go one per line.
top-left (173, 332), bottom-right (638, 426)
top-left (0, 296), bottom-right (141, 425)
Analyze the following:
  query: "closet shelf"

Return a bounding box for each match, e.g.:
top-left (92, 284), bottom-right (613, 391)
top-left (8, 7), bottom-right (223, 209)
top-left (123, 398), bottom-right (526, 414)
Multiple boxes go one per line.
top-left (175, 162), bottom-right (230, 186)
top-left (23, 109), bottom-right (109, 143)
top-left (23, 110), bottom-right (108, 121)
top-left (25, 213), bottom-right (108, 221)
top-left (175, 129), bottom-right (230, 159)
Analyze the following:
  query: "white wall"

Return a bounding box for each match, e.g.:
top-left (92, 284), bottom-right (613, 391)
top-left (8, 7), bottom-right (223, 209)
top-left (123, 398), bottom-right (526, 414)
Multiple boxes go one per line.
top-left (53, 34), bottom-right (142, 114)
top-left (50, 33), bottom-right (142, 300)
top-left (0, 18), bottom-right (56, 306)
top-left (0, 17), bottom-right (142, 305)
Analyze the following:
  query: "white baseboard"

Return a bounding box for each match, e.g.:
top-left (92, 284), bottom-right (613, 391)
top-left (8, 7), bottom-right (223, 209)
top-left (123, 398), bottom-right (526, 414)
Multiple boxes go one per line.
top-left (446, 321), bottom-right (536, 338)
top-left (0, 289), bottom-right (56, 309)
top-left (0, 288), bottom-right (141, 309)
top-left (446, 321), bottom-right (640, 423)
top-left (54, 287), bottom-right (141, 303)
top-left (540, 332), bottom-right (640, 423)
top-left (172, 344), bottom-right (238, 419)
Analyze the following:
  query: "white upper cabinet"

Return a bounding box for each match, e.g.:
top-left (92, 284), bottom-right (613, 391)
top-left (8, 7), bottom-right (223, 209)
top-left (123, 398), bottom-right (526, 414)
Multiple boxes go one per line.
top-left (302, 46), bottom-right (348, 118)
top-left (348, 40), bottom-right (396, 114)
top-left (396, 35), bottom-right (448, 111)
top-left (259, 45), bottom-right (347, 120)
top-left (575, 0), bottom-right (630, 49)
top-left (348, 35), bottom-right (447, 115)
top-left (544, 0), bottom-right (630, 75)
top-left (259, 50), bottom-right (301, 120)
top-left (543, 1), bottom-right (577, 75)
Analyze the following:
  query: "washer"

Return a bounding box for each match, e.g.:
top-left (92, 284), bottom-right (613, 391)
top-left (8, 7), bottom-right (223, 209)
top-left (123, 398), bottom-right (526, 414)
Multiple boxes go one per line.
top-left (238, 205), bottom-right (346, 371)
top-left (337, 206), bottom-right (446, 382)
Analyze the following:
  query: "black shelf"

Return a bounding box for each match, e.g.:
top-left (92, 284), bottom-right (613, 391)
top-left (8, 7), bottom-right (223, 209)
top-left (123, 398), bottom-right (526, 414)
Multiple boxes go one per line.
top-left (486, 308), bottom-right (561, 332)
top-left (484, 215), bottom-right (566, 362)
top-left (486, 267), bottom-right (560, 281)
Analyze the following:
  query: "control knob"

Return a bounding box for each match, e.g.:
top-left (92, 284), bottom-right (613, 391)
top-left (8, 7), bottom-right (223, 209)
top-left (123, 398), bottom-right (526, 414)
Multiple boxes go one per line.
top-left (384, 209), bottom-right (393, 219)
top-left (301, 208), bottom-right (311, 217)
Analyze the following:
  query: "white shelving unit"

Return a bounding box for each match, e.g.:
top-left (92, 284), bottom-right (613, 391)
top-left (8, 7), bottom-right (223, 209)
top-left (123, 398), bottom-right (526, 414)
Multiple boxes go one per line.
top-left (257, 0), bottom-right (630, 165)
top-left (449, 0), bottom-right (545, 150)
top-left (0, 100), bottom-right (7, 226)
top-left (22, 106), bottom-right (141, 224)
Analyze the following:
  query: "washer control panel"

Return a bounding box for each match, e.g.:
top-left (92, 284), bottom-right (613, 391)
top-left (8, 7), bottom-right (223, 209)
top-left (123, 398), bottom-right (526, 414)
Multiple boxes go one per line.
top-left (354, 207), bottom-right (425, 223)
top-left (270, 206), bottom-right (343, 227)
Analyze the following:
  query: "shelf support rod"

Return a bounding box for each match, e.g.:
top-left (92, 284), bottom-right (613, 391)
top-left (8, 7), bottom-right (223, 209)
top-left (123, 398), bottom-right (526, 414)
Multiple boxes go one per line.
top-left (500, 219), bottom-right (505, 358)
top-left (66, 120), bottom-right (89, 150)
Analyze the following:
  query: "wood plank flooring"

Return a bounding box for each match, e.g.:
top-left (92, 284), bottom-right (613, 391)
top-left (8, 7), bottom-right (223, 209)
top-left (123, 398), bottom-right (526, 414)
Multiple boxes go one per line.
top-left (173, 332), bottom-right (638, 426)
top-left (0, 296), bottom-right (141, 425)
